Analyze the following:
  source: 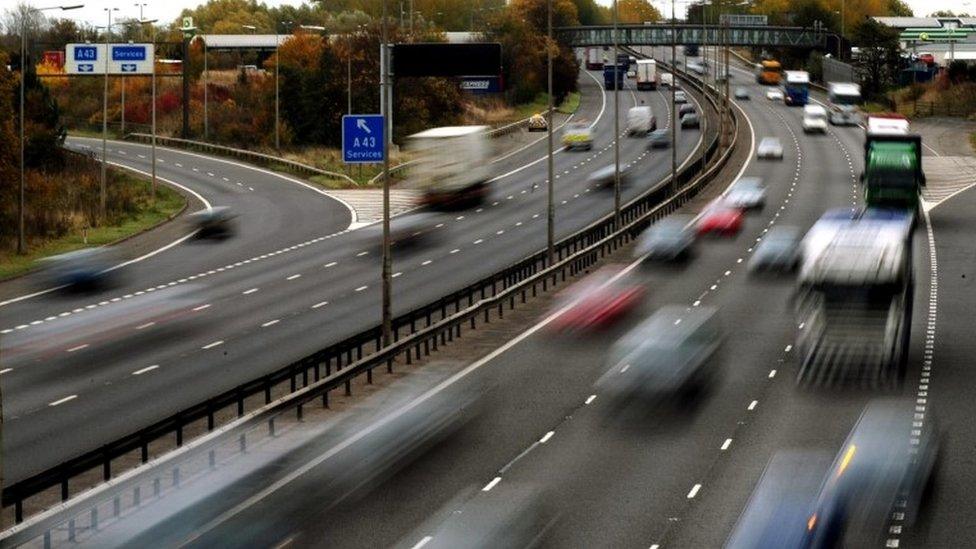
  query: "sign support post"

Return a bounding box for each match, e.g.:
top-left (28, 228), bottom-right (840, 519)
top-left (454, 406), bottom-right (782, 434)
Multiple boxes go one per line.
top-left (381, 0), bottom-right (392, 350)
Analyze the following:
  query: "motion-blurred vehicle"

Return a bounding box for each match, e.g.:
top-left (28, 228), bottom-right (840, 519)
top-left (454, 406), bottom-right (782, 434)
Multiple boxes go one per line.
top-left (725, 177), bottom-right (767, 210)
top-left (802, 104), bottom-right (828, 133)
top-left (587, 163), bottom-right (631, 189)
top-left (527, 113), bottom-right (548, 132)
top-left (188, 206), bottom-right (236, 239)
top-left (862, 114), bottom-right (925, 215)
top-left (648, 128), bottom-right (671, 149)
top-left (795, 209), bottom-right (914, 385)
top-left (407, 126), bottom-right (492, 208)
top-left (827, 82), bottom-right (862, 125)
top-left (765, 88), bottom-right (784, 101)
top-left (696, 203), bottom-right (743, 236)
top-left (359, 211), bottom-right (440, 251)
top-left (804, 399), bottom-right (939, 546)
top-left (596, 305), bottom-right (722, 400)
top-left (755, 58), bottom-right (782, 85)
top-left (680, 112), bottom-right (701, 129)
top-left (725, 450), bottom-right (834, 549)
top-left (660, 72), bottom-right (674, 87)
top-left (635, 58), bottom-right (659, 90)
top-left (757, 137), bottom-right (784, 160)
top-left (748, 225), bottom-right (801, 273)
top-left (673, 90), bottom-right (688, 103)
top-left (734, 87), bottom-right (750, 100)
top-left (547, 266), bottom-right (645, 334)
top-left (783, 70), bottom-right (810, 106)
top-left (634, 216), bottom-right (695, 261)
top-left (38, 248), bottom-right (117, 292)
top-left (627, 106), bottom-right (657, 136)
top-left (678, 104), bottom-right (696, 117)
top-left (603, 63), bottom-right (625, 90)
top-left (562, 121), bottom-right (594, 151)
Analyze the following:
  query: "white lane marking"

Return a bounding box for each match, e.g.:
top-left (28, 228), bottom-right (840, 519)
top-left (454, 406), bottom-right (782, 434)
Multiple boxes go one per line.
top-left (243, 288), bottom-right (259, 295)
top-left (450, 249), bottom-right (460, 254)
top-left (748, 400), bottom-right (758, 411)
top-left (66, 344), bottom-right (89, 353)
top-left (286, 274), bottom-right (302, 281)
top-left (324, 261), bottom-right (338, 268)
top-left (410, 536), bottom-right (433, 549)
top-left (193, 304), bottom-right (211, 311)
top-left (202, 340), bottom-right (224, 350)
top-left (585, 394), bottom-right (597, 405)
top-left (135, 322), bottom-right (156, 330)
top-left (482, 477), bottom-right (502, 492)
top-left (262, 319), bottom-right (280, 327)
top-left (687, 484), bottom-right (702, 498)
top-left (49, 395), bottom-right (78, 407)
top-left (784, 344), bottom-right (793, 352)
top-left (356, 251), bottom-right (369, 257)
top-left (311, 301), bottom-right (329, 309)
top-left (133, 365), bottom-right (160, 376)
top-left (0, 368), bottom-right (11, 375)
top-left (392, 272), bottom-right (403, 278)
top-left (768, 369), bottom-right (777, 378)
top-left (355, 286), bottom-right (368, 292)
top-left (540, 431), bottom-right (555, 443)
top-left (720, 438), bottom-right (732, 451)
top-left (473, 239), bottom-right (484, 244)
top-left (421, 260), bottom-right (432, 266)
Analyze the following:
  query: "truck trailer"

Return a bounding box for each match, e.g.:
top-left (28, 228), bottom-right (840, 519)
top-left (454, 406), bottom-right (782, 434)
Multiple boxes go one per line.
top-left (862, 115), bottom-right (925, 214)
top-left (603, 64), bottom-right (625, 90)
top-left (635, 59), bottom-right (658, 90)
top-left (406, 126), bottom-right (492, 209)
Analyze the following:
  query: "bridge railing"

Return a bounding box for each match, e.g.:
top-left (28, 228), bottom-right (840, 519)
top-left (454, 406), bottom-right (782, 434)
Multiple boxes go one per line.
top-left (558, 23), bottom-right (827, 48)
top-left (1, 66), bottom-right (739, 533)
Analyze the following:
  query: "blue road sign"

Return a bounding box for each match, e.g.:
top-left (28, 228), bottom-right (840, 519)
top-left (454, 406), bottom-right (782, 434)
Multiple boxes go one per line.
top-left (112, 45), bottom-right (147, 61)
top-left (74, 46), bottom-right (98, 61)
top-left (78, 64), bottom-right (94, 73)
top-left (342, 115), bottom-right (385, 164)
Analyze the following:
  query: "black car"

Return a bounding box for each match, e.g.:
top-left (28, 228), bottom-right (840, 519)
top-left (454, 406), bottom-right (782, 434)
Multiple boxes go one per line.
top-left (680, 113), bottom-right (700, 129)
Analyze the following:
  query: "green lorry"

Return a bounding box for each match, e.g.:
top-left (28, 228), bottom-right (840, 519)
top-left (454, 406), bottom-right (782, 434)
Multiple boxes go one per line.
top-left (862, 115), bottom-right (926, 212)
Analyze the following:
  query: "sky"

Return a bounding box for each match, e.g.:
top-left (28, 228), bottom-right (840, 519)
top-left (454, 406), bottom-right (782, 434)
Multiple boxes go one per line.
top-left (20, 0), bottom-right (976, 31)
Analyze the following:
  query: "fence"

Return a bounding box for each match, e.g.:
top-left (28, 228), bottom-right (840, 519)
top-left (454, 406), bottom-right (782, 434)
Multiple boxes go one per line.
top-left (902, 100), bottom-right (975, 119)
top-left (2, 69), bottom-right (738, 530)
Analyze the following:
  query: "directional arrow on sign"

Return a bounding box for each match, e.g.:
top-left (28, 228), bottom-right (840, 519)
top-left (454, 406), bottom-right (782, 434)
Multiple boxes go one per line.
top-left (79, 64), bottom-right (94, 72)
top-left (121, 64), bottom-right (137, 72)
top-left (357, 119), bottom-right (372, 134)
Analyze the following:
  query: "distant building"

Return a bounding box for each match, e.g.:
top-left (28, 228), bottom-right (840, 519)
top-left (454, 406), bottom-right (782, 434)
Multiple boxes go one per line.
top-left (872, 16), bottom-right (976, 65)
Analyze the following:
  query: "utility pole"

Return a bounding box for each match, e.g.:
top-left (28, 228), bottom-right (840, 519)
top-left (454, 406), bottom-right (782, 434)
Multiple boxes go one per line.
top-left (203, 35), bottom-right (208, 140)
top-left (546, 0), bottom-right (555, 265)
top-left (101, 7), bottom-right (119, 224)
top-left (381, 0), bottom-right (393, 347)
top-left (612, 0), bottom-right (621, 230)
top-left (141, 17), bottom-right (158, 201)
top-left (275, 21), bottom-right (292, 151)
top-left (670, 0), bottom-right (677, 194)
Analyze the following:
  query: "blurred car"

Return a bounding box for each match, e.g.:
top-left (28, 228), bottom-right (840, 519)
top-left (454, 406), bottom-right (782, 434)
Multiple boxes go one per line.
top-left (38, 248), bottom-right (117, 292)
top-left (680, 112), bottom-right (701, 129)
top-left (805, 399), bottom-right (940, 547)
top-left (734, 87), bottom-right (750, 100)
top-left (596, 305), bottom-right (723, 399)
top-left (748, 226), bottom-right (802, 273)
top-left (674, 90), bottom-right (688, 103)
top-left (547, 266), bottom-right (646, 334)
top-left (562, 121), bottom-right (593, 150)
top-left (358, 211), bottom-right (441, 253)
top-left (626, 68), bottom-right (636, 79)
top-left (634, 216), bottom-right (695, 261)
top-left (527, 113), bottom-right (548, 132)
top-left (678, 104), bottom-right (697, 117)
top-left (648, 128), bottom-right (671, 149)
top-left (587, 163), bottom-right (631, 189)
top-left (696, 203), bottom-right (743, 236)
top-left (756, 137), bottom-right (784, 160)
top-left (725, 177), bottom-right (767, 210)
top-left (188, 206), bottom-right (236, 239)
top-left (765, 88), bottom-right (784, 101)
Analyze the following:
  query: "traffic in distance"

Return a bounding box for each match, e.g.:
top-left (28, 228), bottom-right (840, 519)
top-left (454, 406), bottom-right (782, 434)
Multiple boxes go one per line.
top-left (7, 41), bottom-right (943, 549)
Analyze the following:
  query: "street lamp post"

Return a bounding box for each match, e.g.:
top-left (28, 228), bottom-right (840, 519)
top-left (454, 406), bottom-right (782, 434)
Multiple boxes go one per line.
top-left (612, 0), bottom-right (621, 230)
top-left (381, 0), bottom-right (393, 347)
top-left (275, 20), bottom-right (293, 151)
top-left (546, 0), bottom-right (554, 264)
top-left (140, 18), bottom-right (158, 201)
top-left (101, 7), bottom-right (120, 224)
top-left (670, 0), bottom-right (677, 195)
top-left (18, 3), bottom-right (83, 255)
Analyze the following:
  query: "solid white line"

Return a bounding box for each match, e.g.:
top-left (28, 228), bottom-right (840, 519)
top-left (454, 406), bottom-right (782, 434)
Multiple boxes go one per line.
top-left (410, 536), bottom-right (433, 549)
top-left (311, 301), bottom-right (329, 309)
top-left (720, 438), bottom-right (732, 451)
top-left (540, 431), bottom-right (555, 443)
top-left (355, 286), bottom-right (368, 292)
top-left (243, 288), bottom-right (259, 295)
top-left (66, 344), bottom-right (89, 353)
top-left (482, 477), bottom-right (502, 492)
top-left (262, 319), bottom-right (280, 327)
top-left (132, 365), bottom-right (160, 375)
top-left (421, 260), bottom-right (432, 266)
top-left (324, 261), bottom-right (338, 268)
top-left (687, 483), bottom-right (702, 498)
top-left (202, 340), bottom-right (224, 350)
top-left (49, 395), bottom-right (78, 407)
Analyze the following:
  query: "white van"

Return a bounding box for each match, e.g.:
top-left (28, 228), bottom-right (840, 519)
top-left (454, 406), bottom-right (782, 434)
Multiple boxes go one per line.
top-left (802, 104), bottom-right (828, 133)
top-left (627, 106), bottom-right (656, 136)
top-left (659, 72), bottom-right (674, 88)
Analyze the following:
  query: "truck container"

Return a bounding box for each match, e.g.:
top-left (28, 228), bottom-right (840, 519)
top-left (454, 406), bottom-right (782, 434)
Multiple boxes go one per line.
top-left (406, 126), bottom-right (492, 209)
top-left (585, 47), bottom-right (604, 70)
top-left (635, 59), bottom-right (658, 90)
top-left (603, 64), bottom-right (625, 90)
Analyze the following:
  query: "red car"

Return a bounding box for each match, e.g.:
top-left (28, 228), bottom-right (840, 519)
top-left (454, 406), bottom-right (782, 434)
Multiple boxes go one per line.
top-left (696, 204), bottom-right (743, 237)
top-left (548, 266), bottom-right (646, 334)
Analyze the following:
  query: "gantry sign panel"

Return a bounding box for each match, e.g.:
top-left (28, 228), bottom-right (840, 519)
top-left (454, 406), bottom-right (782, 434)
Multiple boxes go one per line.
top-left (557, 25), bottom-right (825, 48)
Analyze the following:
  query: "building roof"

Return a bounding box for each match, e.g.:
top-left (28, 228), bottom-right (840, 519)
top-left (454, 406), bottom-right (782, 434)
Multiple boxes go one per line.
top-left (946, 50), bottom-right (976, 60)
top-left (872, 17), bottom-right (941, 29)
top-left (192, 34), bottom-right (292, 50)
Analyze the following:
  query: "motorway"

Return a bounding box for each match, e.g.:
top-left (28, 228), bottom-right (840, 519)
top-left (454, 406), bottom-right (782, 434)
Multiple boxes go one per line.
top-left (0, 68), bottom-right (707, 483)
top-left (92, 49), bottom-right (944, 548)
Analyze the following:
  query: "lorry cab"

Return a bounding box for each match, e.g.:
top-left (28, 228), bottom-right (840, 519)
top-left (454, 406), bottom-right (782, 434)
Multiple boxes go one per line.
top-left (802, 105), bottom-right (828, 133)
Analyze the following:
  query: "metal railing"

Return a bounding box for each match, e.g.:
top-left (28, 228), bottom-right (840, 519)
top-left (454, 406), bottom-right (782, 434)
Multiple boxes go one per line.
top-left (125, 133), bottom-right (358, 185)
top-left (2, 69), bottom-right (738, 526)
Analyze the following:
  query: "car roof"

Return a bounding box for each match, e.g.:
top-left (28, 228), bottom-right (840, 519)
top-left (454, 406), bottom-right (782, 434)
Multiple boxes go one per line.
top-left (760, 136), bottom-right (780, 143)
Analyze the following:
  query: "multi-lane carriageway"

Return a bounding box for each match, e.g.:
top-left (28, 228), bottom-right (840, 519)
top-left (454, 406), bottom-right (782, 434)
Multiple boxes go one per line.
top-left (72, 47), bottom-right (952, 548)
top-left (1, 65), bottom-right (708, 485)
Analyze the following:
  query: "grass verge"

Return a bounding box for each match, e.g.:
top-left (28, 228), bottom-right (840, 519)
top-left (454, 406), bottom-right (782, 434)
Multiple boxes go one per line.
top-left (970, 132), bottom-right (976, 155)
top-left (0, 176), bottom-right (185, 280)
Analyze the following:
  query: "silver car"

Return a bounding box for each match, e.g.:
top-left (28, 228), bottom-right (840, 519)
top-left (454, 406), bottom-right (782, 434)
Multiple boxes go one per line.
top-left (734, 87), bottom-right (750, 100)
top-left (635, 216), bottom-right (696, 261)
top-left (587, 163), bottom-right (631, 188)
top-left (674, 90), bottom-right (688, 103)
top-left (765, 88), bottom-right (784, 101)
top-left (725, 177), bottom-right (767, 210)
top-left (756, 137), bottom-right (784, 160)
top-left (748, 225), bottom-right (801, 273)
